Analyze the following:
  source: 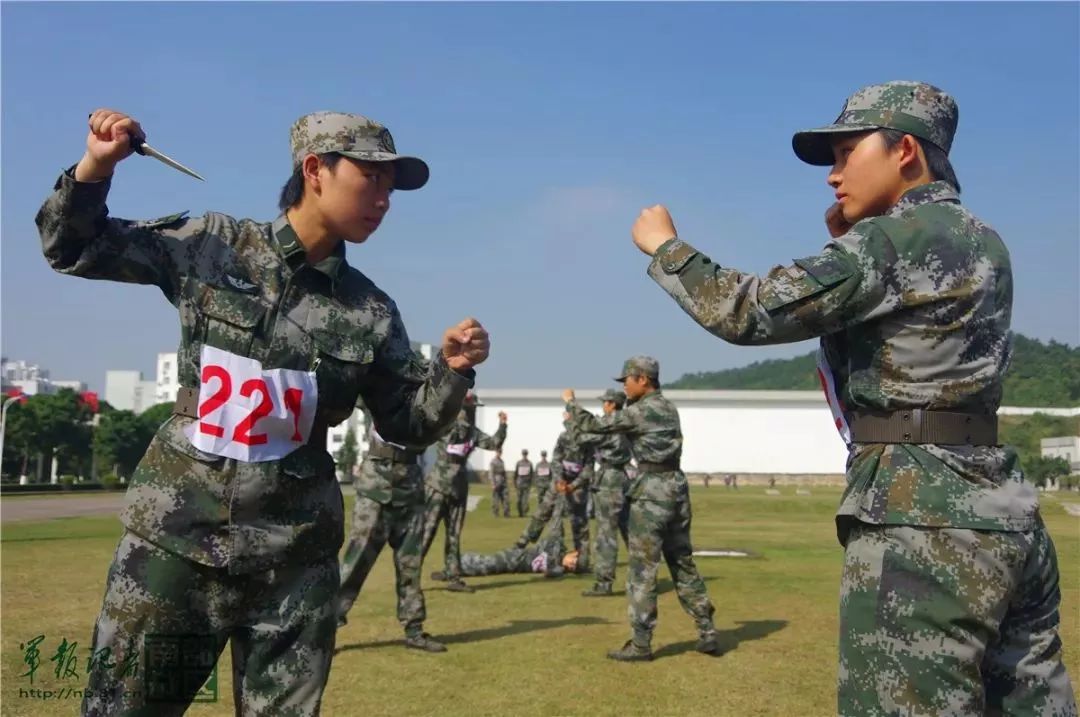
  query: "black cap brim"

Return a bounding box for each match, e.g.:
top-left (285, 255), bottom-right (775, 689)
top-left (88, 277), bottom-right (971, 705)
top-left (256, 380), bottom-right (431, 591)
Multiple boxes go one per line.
top-left (792, 123), bottom-right (880, 166)
top-left (337, 150), bottom-right (430, 190)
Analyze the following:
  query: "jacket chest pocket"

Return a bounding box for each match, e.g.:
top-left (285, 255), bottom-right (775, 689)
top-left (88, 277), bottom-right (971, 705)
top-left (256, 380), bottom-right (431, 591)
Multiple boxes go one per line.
top-left (195, 283), bottom-right (267, 357)
top-left (309, 329), bottom-right (375, 420)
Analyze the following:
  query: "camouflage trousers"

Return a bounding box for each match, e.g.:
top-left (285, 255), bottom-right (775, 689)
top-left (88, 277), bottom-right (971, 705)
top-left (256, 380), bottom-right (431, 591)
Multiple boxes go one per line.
top-left (515, 478), bottom-right (532, 517)
top-left (491, 481), bottom-right (511, 517)
top-left (461, 545), bottom-right (537, 576)
top-left (626, 497), bottom-right (715, 646)
top-left (839, 520), bottom-right (1076, 717)
top-left (520, 481), bottom-right (564, 545)
top-left (566, 487), bottom-right (592, 571)
top-left (336, 494), bottom-right (426, 636)
top-left (82, 531), bottom-right (336, 717)
top-left (419, 486), bottom-right (467, 580)
top-left (591, 487), bottom-right (629, 589)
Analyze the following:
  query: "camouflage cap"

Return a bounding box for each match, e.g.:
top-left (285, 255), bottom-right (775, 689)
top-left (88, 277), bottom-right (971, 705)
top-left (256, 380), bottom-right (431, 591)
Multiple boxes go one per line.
top-left (289, 111), bottom-right (429, 190)
top-left (600, 389), bottom-right (626, 407)
top-left (541, 450), bottom-right (548, 456)
top-left (522, 449), bottom-right (529, 455)
top-left (792, 81), bottom-right (958, 166)
top-left (615, 355), bottom-right (660, 382)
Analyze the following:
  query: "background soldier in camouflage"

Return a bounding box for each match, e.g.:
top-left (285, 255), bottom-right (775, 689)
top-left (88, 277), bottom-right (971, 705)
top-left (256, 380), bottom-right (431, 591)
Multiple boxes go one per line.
top-left (336, 417), bottom-right (446, 653)
top-left (422, 392), bottom-right (507, 592)
top-left (564, 358), bottom-right (721, 662)
top-left (514, 422), bottom-right (579, 556)
top-left (489, 449), bottom-right (511, 517)
top-left (629, 81), bottom-right (1075, 713)
top-left (513, 448), bottom-right (535, 517)
top-left (581, 389), bottom-right (633, 597)
top-left (563, 434), bottom-right (595, 574)
top-left (534, 449), bottom-right (553, 505)
top-left (40, 109), bottom-right (489, 715)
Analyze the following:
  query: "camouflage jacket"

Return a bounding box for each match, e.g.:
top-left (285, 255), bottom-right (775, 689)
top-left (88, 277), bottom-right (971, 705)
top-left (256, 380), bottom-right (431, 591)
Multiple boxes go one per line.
top-left (426, 415), bottom-right (506, 497)
top-left (37, 167), bottom-right (471, 573)
top-left (551, 426), bottom-right (594, 493)
top-left (646, 181), bottom-right (1036, 536)
top-left (584, 430), bottom-right (632, 492)
top-left (355, 419), bottom-right (425, 506)
top-left (489, 456), bottom-right (506, 486)
top-left (534, 459), bottom-right (553, 487)
top-left (513, 458), bottom-right (534, 483)
top-left (568, 391), bottom-right (687, 505)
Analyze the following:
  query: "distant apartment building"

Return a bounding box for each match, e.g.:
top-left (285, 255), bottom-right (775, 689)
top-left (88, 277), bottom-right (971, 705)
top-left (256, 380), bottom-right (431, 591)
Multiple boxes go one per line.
top-left (2, 358), bottom-right (86, 396)
top-left (104, 370), bottom-right (157, 414)
top-left (156, 352), bottom-right (181, 405)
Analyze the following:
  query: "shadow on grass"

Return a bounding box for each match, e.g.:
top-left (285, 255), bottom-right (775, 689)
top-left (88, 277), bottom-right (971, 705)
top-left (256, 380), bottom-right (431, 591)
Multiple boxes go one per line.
top-left (335, 616), bottom-right (614, 654)
top-left (653, 619), bottom-right (788, 660)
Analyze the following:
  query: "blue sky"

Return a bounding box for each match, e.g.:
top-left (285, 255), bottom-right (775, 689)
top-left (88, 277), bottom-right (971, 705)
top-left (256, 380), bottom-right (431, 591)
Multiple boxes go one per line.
top-left (3, 2), bottom-right (1077, 393)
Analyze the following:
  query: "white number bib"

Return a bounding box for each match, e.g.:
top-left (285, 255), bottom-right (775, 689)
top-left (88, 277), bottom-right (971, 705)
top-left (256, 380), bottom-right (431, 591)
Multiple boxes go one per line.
top-left (446, 441), bottom-right (474, 457)
top-left (517, 466), bottom-right (531, 476)
top-left (184, 345), bottom-right (319, 463)
top-left (537, 466), bottom-right (551, 476)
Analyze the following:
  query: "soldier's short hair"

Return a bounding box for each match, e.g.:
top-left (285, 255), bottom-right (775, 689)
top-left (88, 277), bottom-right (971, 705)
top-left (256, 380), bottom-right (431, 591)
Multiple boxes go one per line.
top-left (278, 152), bottom-right (344, 211)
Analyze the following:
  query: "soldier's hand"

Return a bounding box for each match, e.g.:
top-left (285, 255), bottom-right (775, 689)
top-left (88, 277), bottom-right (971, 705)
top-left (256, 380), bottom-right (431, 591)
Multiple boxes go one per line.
top-left (498, 411), bottom-right (508, 423)
top-left (75, 109), bottom-right (145, 182)
top-left (442, 318), bottom-right (490, 372)
top-left (825, 202), bottom-right (853, 238)
top-left (562, 389), bottom-right (575, 403)
top-left (632, 205), bottom-right (678, 257)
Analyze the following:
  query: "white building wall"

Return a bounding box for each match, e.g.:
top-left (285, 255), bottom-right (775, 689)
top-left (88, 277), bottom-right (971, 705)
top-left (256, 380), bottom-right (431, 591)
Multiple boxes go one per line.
top-left (1041, 436), bottom-right (1080, 473)
top-left (105, 371), bottom-right (141, 412)
top-left (467, 389), bottom-right (851, 475)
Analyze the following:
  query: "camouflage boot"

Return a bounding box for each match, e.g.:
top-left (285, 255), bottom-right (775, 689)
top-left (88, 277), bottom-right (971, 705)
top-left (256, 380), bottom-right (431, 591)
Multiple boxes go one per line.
top-left (405, 632), bottom-right (448, 653)
top-left (446, 579), bottom-right (475, 593)
top-left (429, 570), bottom-right (449, 582)
top-left (582, 583), bottom-right (614, 597)
top-left (607, 639), bottom-right (653, 662)
top-left (696, 630), bottom-right (723, 655)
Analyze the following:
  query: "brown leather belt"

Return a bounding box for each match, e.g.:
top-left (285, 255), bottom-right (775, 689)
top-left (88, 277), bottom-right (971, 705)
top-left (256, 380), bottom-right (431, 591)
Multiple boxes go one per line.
top-left (173, 386), bottom-right (329, 451)
top-left (366, 441), bottom-right (421, 464)
top-left (636, 461), bottom-right (680, 474)
top-left (448, 455), bottom-right (468, 465)
top-left (848, 409), bottom-right (998, 446)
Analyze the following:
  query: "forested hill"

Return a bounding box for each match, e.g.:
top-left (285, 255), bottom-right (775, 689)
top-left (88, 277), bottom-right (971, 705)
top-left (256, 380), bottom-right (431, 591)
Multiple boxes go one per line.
top-left (666, 335), bottom-right (1080, 407)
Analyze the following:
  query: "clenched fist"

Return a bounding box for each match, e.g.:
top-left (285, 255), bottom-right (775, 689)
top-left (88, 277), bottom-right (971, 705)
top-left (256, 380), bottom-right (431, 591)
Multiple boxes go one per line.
top-left (442, 318), bottom-right (490, 372)
top-left (632, 204), bottom-right (678, 257)
top-left (75, 109), bottom-right (146, 182)
top-left (825, 202), bottom-right (854, 238)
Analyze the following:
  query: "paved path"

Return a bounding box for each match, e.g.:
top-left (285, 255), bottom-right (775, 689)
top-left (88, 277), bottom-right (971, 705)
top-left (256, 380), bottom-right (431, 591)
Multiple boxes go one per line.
top-left (1, 494), bottom-right (126, 523)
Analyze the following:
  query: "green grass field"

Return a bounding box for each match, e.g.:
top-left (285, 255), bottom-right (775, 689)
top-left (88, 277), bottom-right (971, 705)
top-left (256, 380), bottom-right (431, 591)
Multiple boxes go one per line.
top-left (2, 488), bottom-right (1077, 716)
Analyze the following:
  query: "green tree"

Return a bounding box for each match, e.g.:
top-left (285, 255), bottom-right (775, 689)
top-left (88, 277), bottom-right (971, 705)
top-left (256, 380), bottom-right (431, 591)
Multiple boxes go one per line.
top-left (93, 410), bottom-right (153, 480)
top-left (19, 390), bottom-right (93, 482)
top-left (335, 427), bottom-right (359, 481)
top-left (1024, 455), bottom-right (1071, 489)
top-left (139, 402), bottom-right (175, 434)
top-left (999, 414), bottom-right (1080, 476)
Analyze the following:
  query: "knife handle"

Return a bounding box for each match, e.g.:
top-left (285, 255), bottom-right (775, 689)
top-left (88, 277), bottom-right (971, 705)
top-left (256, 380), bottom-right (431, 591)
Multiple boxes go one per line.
top-left (86, 113), bottom-right (146, 155)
